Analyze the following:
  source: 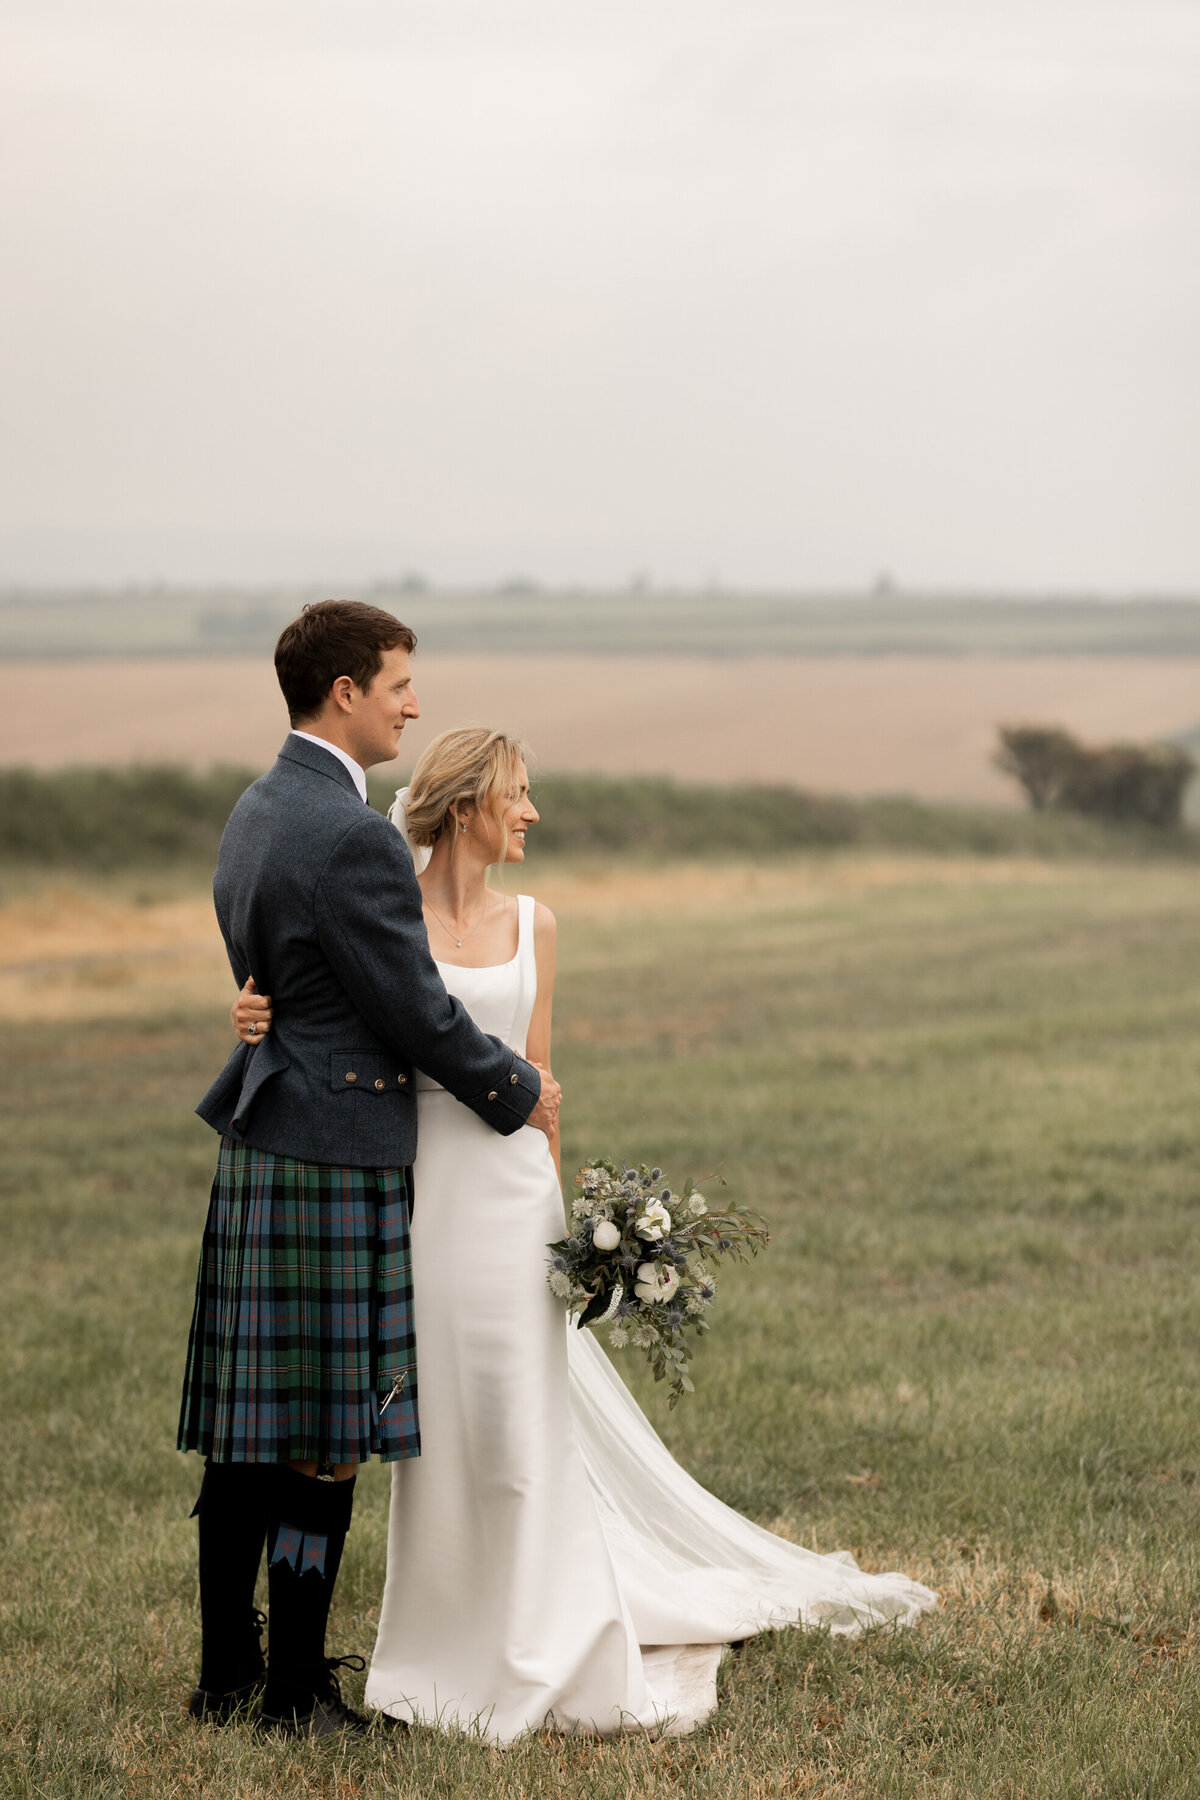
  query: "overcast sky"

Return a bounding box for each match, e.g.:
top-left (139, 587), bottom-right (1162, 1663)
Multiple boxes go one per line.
top-left (2, 0), bottom-right (1197, 590)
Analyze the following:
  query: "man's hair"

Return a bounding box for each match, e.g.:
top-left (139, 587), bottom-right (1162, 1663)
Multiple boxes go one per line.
top-left (274, 600), bottom-right (417, 725)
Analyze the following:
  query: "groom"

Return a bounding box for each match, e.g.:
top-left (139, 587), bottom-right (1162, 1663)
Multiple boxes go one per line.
top-left (178, 600), bottom-right (561, 1738)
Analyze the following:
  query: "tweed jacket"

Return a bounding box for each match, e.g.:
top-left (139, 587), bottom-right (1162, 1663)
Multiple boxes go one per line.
top-left (196, 734), bottom-right (541, 1166)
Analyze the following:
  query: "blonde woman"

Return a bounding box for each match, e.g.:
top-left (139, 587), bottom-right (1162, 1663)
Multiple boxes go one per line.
top-left (235, 727), bottom-right (936, 1741)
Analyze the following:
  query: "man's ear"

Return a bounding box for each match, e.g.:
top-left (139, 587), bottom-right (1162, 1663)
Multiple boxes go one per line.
top-left (330, 675), bottom-right (356, 714)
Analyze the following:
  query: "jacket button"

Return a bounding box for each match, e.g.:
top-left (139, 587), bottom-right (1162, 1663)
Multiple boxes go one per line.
top-left (345, 1072), bottom-right (357, 1083)
top-left (397, 1074), bottom-right (408, 1086)
top-left (510, 1072), bottom-right (518, 1084)
top-left (374, 1078), bottom-right (385, 1091)
top-left (488, 1090), bottom-right (498, 1101)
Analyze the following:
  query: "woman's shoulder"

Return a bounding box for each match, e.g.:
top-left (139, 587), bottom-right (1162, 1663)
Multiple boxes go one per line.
top-left (518, 894), bottom-right (557, 937)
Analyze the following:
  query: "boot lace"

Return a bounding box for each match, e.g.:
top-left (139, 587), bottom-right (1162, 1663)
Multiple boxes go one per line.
top-left (320, 1655), bottom-right (367, 1714)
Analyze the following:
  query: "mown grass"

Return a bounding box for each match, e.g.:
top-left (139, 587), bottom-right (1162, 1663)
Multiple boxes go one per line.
top-left (4, 858), bottom-right (1200, 1797)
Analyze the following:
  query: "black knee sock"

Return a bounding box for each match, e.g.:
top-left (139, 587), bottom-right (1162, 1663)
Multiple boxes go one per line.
top-left (262, 1468), bottom-right (357, 1717)
top-left (192, 1460), bottom-right (272, 1693)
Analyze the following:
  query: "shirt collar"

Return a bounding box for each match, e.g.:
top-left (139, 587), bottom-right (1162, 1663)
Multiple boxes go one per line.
top-left (289, 731), bottom-right (368, 802)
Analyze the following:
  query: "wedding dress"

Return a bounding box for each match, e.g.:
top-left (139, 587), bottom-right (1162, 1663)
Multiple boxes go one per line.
top-left (365, 894), bottom-right (936, 1741)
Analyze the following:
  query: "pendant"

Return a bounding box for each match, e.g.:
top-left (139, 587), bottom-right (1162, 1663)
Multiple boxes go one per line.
top-left (456, 937), bottom-right (463, 948)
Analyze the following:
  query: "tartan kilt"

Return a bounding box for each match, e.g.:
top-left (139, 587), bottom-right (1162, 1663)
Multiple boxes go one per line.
top-left (177, 1135), bottom-right (419, 1465)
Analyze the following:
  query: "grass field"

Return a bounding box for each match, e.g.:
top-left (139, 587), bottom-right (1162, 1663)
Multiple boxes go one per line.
top-left (4, 855), bottom-right (1200, 1797)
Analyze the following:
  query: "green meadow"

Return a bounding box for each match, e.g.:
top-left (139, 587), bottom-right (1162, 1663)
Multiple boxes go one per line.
top-left (4, 853), bottom-right (1200, 1798)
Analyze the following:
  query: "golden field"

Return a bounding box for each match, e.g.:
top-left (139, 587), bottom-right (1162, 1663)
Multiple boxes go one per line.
top-left (4, 652), bottom-right (1200, 799)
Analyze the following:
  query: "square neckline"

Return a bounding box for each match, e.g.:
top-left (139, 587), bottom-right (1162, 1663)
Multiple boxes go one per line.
top-left (431, 893), bottom-right (529, 973)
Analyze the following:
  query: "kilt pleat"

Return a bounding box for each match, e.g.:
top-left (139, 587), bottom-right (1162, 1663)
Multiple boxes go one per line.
top-left (177, 1135), bottom-right (419, 1464)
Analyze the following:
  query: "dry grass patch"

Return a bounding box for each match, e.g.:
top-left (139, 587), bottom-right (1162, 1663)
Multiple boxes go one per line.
top-left (0, 857), bottom-right (1062, 1026)
top-left (0, 883), bottom-right (229, 1021)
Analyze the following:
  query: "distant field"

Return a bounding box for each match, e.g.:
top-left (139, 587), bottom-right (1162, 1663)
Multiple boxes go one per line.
top-left (4, 651), bottom-right (1200, 804)
top-left (5, 587), bottom-right (1200, 658)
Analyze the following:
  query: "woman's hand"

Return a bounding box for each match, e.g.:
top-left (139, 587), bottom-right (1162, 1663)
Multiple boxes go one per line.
top-left (232, 975), bottom-right (273, 1045)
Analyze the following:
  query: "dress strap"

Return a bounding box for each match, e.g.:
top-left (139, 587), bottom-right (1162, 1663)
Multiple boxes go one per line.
top-left (508, 895), bottom-right (539, 1055)
top-left (516, 893), bottom-right (536, 961)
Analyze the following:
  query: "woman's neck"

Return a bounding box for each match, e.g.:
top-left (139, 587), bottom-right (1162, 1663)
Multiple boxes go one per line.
top-left (418, 836), bottom-right (494, 922)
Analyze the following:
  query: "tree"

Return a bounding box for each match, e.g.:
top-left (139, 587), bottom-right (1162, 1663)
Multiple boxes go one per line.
top-left (994, 726), bottom-right (1079, 811)
top-left (996, 725), bottom-right (1195, 829)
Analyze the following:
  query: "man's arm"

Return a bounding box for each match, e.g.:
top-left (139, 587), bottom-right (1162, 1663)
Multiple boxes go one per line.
top-left (313, 812), bottom-right (541, 1136)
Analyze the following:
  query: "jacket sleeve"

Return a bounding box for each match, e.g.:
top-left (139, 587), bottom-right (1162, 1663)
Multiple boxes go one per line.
top-left (312, 812), bottom-right (540, 1135)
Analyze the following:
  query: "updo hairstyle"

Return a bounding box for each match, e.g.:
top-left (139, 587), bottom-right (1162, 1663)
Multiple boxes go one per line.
top-left (405, 728), bottom-right (530, 864)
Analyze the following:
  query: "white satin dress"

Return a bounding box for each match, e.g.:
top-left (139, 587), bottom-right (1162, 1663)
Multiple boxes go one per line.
top-left (365, 895), bottom-right (936, 1741)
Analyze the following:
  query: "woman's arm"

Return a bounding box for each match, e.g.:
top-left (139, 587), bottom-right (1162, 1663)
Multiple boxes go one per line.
top-left (525, 901), bottom-right (560, 1181)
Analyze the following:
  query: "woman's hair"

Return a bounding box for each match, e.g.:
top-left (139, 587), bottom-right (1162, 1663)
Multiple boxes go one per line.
top-left (406, 727), bottom-right (529, 863)
top-left (275, 599), bottom-right (417, 725)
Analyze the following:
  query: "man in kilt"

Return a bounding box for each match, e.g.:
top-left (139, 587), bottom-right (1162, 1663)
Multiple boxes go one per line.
top-left (178, 601), bottom-right (561, 1737)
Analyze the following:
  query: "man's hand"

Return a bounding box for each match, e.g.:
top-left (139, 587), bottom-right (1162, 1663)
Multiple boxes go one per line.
top-left (525, 1061), bottom-right (562, 1138)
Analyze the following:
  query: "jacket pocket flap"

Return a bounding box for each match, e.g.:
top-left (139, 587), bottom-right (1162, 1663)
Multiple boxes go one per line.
top-left (230, 1033), bottom-right (291, 1133)
top-left (329, 1050), bottom-right (412, 1095)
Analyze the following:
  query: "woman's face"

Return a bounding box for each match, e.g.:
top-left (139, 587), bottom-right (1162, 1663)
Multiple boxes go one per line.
top-left (498, 759), bottom-right (538, 862)
top-left (461, 758), bottom-right (538, 862)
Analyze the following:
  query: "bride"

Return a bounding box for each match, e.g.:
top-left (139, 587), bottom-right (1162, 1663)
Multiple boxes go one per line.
top-left (234, 727), bottom-right (936, 1740)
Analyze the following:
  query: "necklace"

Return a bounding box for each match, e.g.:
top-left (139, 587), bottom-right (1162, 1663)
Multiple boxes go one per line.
top-left (423, 893), bottom-right (500, 949)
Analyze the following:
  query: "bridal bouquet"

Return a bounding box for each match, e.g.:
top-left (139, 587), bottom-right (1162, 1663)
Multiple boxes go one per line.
top-left (547, 1160), bottom-right (769, 1406)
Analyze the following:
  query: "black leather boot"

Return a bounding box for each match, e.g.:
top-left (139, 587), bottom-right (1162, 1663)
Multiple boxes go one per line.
top-left (188, 1460), bottom-right (272, 1722)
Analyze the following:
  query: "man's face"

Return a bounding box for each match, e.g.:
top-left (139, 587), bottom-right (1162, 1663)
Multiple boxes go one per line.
top-left (345, 646), bottom-right (421, 768)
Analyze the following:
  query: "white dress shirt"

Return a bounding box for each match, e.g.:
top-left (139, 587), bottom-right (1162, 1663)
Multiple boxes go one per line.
top-left (290, 730), bottom-right (368, 802)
